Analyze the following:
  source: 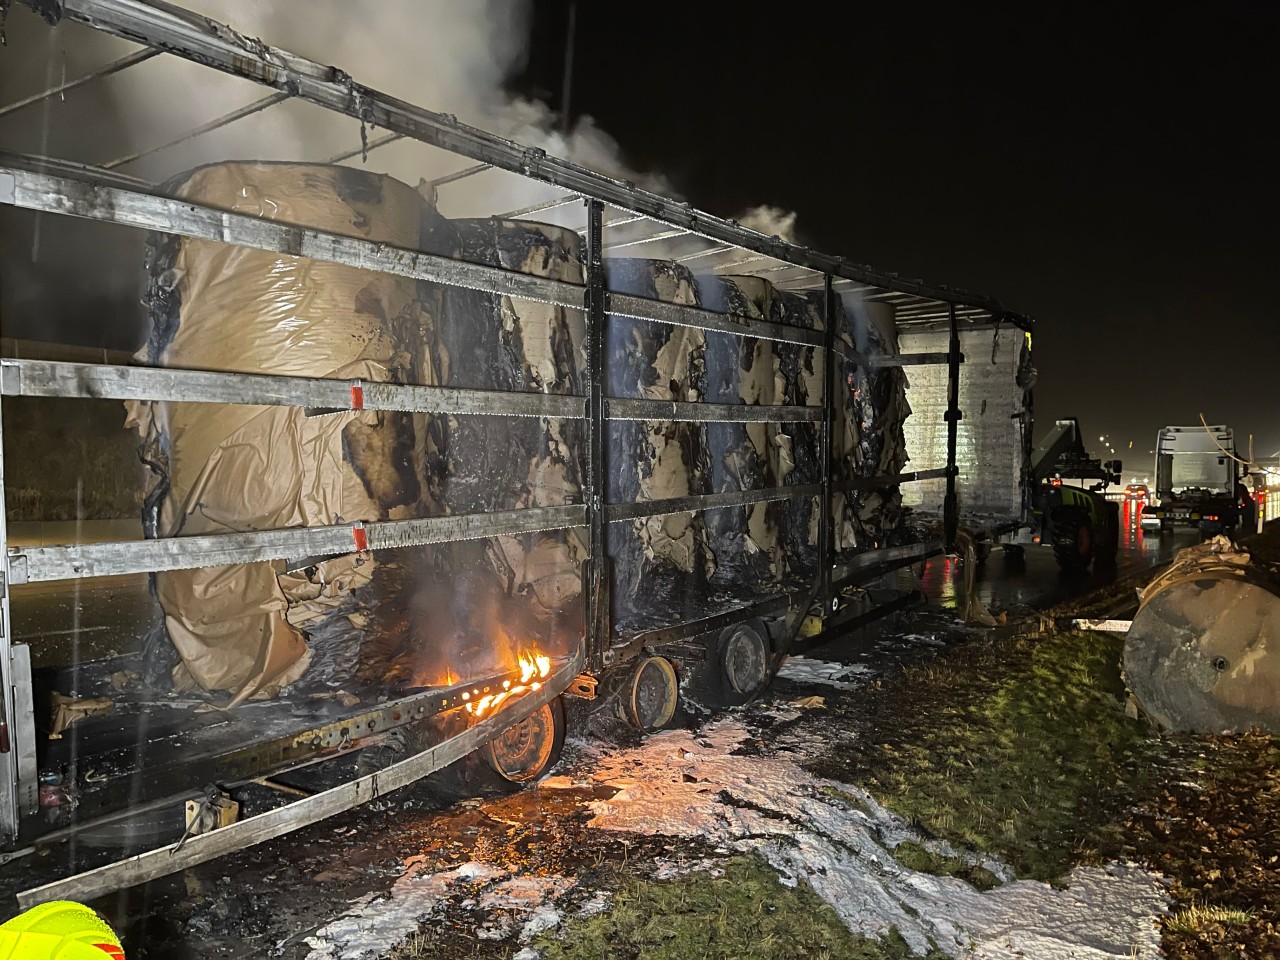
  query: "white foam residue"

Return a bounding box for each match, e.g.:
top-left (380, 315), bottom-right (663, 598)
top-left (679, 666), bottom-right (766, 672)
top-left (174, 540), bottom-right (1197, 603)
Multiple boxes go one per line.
top-left (775, 656), bottom-right (874, 689)
top-left (303, 861), bottom-right (506, 960)
top-left (304, 861), bottom-right (578, 957)
top-left (520, 904), bottom-right (563, 940)
top-left (586, 719), bottom-right (1167, 959)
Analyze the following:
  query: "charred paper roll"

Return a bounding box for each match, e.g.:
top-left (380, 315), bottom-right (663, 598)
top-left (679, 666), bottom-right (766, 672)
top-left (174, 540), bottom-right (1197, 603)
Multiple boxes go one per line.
top-left (767, 289), bottom-right (824, 583)
top-left (831, 298), bottom-right (910, 558)
top-left (397, 216), bottom-right (588, 684)
top-left (130, 162), bottom-right (427, 705)
top-left (697, 275), bottom-right (785, 600)
top-left (605, 258), bottom-right (714, 628)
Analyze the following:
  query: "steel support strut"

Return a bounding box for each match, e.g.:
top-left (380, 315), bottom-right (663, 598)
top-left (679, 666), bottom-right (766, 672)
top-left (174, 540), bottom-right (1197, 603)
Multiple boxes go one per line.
top-left (818, 275), bottom-right (837, 599)
top-left (583, 200), bottom-right (610, 670)
top-left (0, 383), bottom-right (15, 838)
top-left (943, 303), bottom-right (962, 553)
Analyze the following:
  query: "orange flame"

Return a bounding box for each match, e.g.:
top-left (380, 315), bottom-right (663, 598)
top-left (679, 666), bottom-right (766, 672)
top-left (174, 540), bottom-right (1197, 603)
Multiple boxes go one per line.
top-left (467, 647), bottom-right (552, 718)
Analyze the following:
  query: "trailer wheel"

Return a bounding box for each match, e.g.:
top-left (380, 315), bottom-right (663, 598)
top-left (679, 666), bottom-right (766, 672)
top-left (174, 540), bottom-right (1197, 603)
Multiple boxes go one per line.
top-left (1097, 502), bottom-right (1120, 567)
top-left (622, 656), bottom-right (680, 732)
top-left (720, 622), bottom-right (771, 700)
top-left (483, 697), bottom-right (565, 783)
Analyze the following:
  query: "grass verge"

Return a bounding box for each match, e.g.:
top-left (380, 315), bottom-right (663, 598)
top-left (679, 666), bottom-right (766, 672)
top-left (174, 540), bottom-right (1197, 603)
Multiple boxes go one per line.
top-left (810, 628), bottom-right (1159, 881)
top-left (1126, 731), bottom-right (1280, 959)
top-left (890, 840), bottom-right (1000, 892)
top-left (534, 855), bottom-right (946, 960)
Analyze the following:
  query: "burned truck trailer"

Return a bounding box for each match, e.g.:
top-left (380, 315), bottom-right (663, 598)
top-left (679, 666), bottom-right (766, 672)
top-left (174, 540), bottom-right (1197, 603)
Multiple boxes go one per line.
top-left (0, 0), bottom-right (1033, 906)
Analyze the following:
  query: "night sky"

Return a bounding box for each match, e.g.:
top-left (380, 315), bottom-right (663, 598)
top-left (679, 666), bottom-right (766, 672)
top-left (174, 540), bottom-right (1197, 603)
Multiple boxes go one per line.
top-left (514, 3), bottom-right (1280, 467)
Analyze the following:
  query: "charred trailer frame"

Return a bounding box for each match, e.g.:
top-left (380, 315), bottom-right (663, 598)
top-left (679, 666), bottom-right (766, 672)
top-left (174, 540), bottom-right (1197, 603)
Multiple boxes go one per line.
top-left (0, 0), bottom-right (1032, 906)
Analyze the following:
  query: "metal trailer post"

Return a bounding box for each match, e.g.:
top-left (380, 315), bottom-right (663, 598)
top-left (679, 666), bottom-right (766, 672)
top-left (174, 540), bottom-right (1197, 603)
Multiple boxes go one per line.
top-left (0, 390), bottom-right (37, 839)
top-left (818, 275), bottom-right (837, 601)
top-left (583, 199), bottom-right (610, 670)
top-left (0, 390), bottom-right (13, 838)
top-left (944, 303), bottom-right (962, 553)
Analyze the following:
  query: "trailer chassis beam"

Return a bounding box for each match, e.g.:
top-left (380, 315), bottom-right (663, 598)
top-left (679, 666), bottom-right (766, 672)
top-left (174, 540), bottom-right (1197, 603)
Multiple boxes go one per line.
top-left (15, 644), bottom-right (584, 909)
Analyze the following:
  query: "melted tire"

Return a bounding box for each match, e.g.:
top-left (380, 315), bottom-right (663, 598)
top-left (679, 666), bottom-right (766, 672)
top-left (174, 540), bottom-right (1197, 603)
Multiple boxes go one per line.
top-left (482, 697), bottom-right (566, 784)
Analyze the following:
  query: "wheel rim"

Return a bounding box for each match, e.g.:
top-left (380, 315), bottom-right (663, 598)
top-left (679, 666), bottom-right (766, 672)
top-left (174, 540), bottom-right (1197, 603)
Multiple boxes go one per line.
top-left (483, 702), bottom-right (557, 782)
top-left (629, 656), bottom-right (679, 732)
top-left (723, 626), bottom-right (768, 695)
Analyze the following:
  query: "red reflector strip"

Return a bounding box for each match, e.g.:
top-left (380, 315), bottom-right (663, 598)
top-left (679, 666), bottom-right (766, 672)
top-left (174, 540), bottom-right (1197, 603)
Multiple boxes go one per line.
top-left (94, 946), bottom-right (126, 960)
top-left (352, 526), bottom-right (368, 552)
top-left (350, 383), bottom-right (365, 410)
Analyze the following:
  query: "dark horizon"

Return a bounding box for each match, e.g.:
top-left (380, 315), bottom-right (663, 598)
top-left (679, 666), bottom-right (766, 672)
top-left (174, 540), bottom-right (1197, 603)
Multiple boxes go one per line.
top-left (513, 2), bottom-right (1280, 465)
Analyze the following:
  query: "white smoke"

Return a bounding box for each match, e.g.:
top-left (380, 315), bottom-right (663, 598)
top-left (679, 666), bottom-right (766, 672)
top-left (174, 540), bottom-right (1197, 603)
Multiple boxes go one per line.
top-left (738, 204), bottom-right (799, 243)
top-left (0, 0), bottom-right (802, 348)
top-left (50, 0), bottom-right (679, 223)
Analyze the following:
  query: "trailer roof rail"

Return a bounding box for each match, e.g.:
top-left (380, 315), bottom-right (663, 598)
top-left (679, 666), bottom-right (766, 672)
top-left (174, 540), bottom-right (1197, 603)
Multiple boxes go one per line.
top-left (14, 0), bottom-right (1031, 330)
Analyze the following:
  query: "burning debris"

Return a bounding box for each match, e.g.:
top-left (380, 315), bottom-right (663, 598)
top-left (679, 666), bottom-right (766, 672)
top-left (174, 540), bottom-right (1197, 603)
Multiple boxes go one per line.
top-left (465, 651), bottom-right (552, 718)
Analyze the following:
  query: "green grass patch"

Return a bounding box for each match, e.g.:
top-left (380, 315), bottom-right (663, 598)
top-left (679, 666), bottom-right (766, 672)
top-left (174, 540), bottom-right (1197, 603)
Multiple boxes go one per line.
top-left (820, 629), bottom-right (1159, 881)
top-left (535, 855), bottom-right (946, 960)
top-left (890, 840), bottom-right (1000, 892)
top-left (1165, 903), bottom-right (1255, 935)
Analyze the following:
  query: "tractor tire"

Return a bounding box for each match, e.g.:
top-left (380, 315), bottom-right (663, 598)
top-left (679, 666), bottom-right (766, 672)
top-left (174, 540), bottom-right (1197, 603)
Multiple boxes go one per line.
top-left (1097, 502), bottom-right (1120, 567)
top-left (1052, 506), bottom-right (1095, 572)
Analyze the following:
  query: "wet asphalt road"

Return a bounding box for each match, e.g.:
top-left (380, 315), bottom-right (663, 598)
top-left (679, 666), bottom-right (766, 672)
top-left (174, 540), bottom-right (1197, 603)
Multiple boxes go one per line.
top-left (923, 518), bottom-right (1200, 614)
top-left (796, 509), bottom-right (1200, 672)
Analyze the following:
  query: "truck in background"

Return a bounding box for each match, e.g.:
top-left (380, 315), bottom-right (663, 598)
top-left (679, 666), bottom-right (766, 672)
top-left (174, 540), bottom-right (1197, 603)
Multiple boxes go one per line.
top-left (1146, 425), bottom-right (1241, 535)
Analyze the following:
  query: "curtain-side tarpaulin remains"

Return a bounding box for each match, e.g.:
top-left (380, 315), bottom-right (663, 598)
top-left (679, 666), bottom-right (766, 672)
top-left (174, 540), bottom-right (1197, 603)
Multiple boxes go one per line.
top-left (125, 162), bottom-right (915, 705)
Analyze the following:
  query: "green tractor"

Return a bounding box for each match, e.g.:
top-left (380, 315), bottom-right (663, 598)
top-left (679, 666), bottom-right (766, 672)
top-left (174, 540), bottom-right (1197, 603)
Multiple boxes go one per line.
top-left (1031, 419), bottom-right (1122, 571)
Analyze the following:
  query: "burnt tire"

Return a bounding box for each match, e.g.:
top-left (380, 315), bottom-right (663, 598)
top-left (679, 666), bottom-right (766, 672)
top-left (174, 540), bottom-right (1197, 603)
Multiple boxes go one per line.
top-left (1097, 502), bottom-right (1121, 567)
top-left (682, 619), bottom-right (777, 710)
top-left (1052, 506), bottom-right (1095, 571)
top-left (620, 656), bottom-right (680, 733)
top-left (482, 696), bottom-right (566, 784)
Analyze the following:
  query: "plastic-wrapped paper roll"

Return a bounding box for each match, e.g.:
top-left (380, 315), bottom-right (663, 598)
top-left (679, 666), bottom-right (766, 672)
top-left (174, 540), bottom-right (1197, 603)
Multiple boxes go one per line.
top-left (1124, 536), bottom-right (1280, 734)
top-left (604, 258), bottom-right (713, 627)
top-left (400, 216), bottom-right (587, 683)
top-left (129, 162), bottom-right (427, 705)
top-left (697, 275), bottom-right (784, 599)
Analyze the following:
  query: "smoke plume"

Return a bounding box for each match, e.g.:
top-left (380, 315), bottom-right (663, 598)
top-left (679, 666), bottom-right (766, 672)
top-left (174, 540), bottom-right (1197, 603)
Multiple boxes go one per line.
top-left (0, 0), bottom-right (796, 349)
